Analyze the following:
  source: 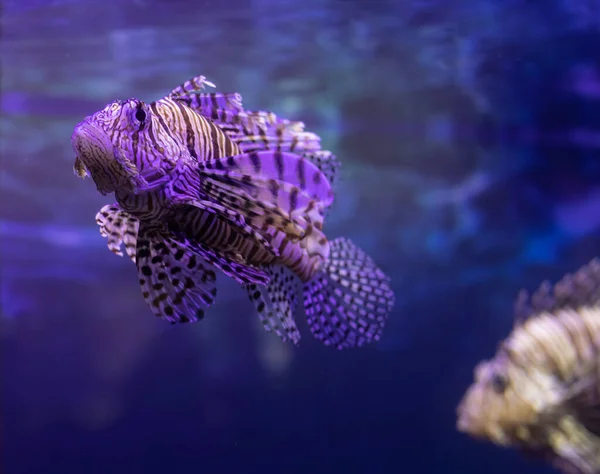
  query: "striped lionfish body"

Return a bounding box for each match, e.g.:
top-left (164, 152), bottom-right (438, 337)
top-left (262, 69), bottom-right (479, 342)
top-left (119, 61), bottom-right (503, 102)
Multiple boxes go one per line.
top-left (72, 74), bottom-right (395, 349)
top-left (457, 259), bottom-right (600, 473)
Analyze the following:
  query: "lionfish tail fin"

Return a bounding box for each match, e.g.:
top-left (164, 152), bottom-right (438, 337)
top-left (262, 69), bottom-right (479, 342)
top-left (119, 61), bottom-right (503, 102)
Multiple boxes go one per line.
top-left (245, 265), bottom-right (301, 346)
top-left (303, 237), bottom-right (395, 350)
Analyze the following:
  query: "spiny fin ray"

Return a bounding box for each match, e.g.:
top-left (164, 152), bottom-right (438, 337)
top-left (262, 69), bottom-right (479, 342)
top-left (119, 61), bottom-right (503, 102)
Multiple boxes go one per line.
top-left (136, 227), bottom-right (218, 324)
top-left (198, 169), bottom-right (308, 239)
top-left (200, 151), bottom-right (334, 208)
top-left (246, 266), bottom-right (301, 345)
top-left (514, 258), bottom-right (600, 324)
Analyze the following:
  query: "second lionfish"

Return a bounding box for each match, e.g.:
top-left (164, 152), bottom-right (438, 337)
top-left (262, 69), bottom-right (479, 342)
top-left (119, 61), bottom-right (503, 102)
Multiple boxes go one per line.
top-left (71, 74), bottom-right (395, 349)
top-left (457, 258), bottom-right (600, 473)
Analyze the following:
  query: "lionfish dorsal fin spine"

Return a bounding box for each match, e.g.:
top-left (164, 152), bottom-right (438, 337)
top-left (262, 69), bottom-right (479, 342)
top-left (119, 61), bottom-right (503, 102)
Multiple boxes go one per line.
top-left (514, 258), bottom-right (600, 326)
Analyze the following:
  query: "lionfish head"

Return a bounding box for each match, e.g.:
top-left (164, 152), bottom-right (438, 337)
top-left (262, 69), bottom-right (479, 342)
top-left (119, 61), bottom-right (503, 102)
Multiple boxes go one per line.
top-left (71, 99), bottom-right (150, 195)
top-left (456, 350), bottom-right (553, 448)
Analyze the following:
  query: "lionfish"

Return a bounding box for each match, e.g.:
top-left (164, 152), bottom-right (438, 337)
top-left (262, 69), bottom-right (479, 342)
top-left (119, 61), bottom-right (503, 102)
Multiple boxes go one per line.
top-left (71, 74), bottom-right (395, 349)
top-left (457, 258), bottom-right (600, 473)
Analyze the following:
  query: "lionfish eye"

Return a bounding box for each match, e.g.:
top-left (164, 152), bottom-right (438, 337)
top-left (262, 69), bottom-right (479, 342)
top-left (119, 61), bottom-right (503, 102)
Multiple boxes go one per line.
top-left (490, 373), bottom-right (509, 394)
top-left (135, 108), bottom-right (147, 122)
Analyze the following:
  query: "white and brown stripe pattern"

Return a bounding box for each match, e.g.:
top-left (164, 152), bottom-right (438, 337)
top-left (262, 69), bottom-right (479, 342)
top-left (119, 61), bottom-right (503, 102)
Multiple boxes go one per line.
top-left (457, 259), bottom-right (600, 474)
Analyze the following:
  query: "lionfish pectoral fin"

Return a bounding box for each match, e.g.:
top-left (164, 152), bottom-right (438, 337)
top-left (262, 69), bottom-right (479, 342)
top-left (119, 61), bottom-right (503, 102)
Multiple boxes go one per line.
top-left (95, 204), bottom-right (139, 262)
top-left (513, 258), bottom-right (600, 325)
top-left (198, 169), bottom-right (306, 240)
top-left (198, 151), bottom-right (333, 240)
top-left (245, 265), bottom-right (301, 346)
top-left (303, 237), bottom-right (395, 350)
top-left (135, 226), bottom-right (218, 323)
top-left (204, 151), bottom-right (334, 207)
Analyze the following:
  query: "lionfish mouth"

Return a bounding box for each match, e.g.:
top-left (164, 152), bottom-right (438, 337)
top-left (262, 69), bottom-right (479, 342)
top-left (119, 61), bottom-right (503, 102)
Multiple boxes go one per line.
top-left (457, 389), bottom-right (514, 447)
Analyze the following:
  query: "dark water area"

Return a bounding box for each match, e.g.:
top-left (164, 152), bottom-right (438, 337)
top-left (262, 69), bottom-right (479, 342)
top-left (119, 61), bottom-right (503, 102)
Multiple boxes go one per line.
top-left (3, 0), bottom-right (600, 473)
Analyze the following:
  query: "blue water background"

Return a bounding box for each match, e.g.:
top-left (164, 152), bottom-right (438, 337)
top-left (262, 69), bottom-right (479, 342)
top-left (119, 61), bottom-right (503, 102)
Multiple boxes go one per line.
top-left (4, 1), bottom-right (600, 473)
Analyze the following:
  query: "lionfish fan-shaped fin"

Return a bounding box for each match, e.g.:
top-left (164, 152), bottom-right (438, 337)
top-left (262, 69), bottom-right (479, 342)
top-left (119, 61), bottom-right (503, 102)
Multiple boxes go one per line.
top-left (245, 265), bottom-right (301, 345)
top-left (198, 169), bottom-right (308, 240)
top-left (135, 227), bottom-right (218, 324)
top-left (303, 237), bottom-right (395, 350)
top-left (513, 258), bottom-right (600, 325)
top-left (95, 203), bottom-right (139, 263)
top-left (201, 151), bottom-right (334, 208)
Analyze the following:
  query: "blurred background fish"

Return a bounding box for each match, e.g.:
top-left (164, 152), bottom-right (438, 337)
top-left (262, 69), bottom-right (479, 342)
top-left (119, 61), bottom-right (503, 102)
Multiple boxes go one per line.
top-left (457, 259), bottom-right (600, 473)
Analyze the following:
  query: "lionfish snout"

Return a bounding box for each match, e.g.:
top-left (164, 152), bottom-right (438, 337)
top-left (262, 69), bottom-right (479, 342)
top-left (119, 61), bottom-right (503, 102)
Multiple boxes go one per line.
top-left (456, 385), bottom-right (491, 439)
top-left (457, 391), bottom-right (477, 433)
top-left (71, 120), bottom-right (119, 195)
